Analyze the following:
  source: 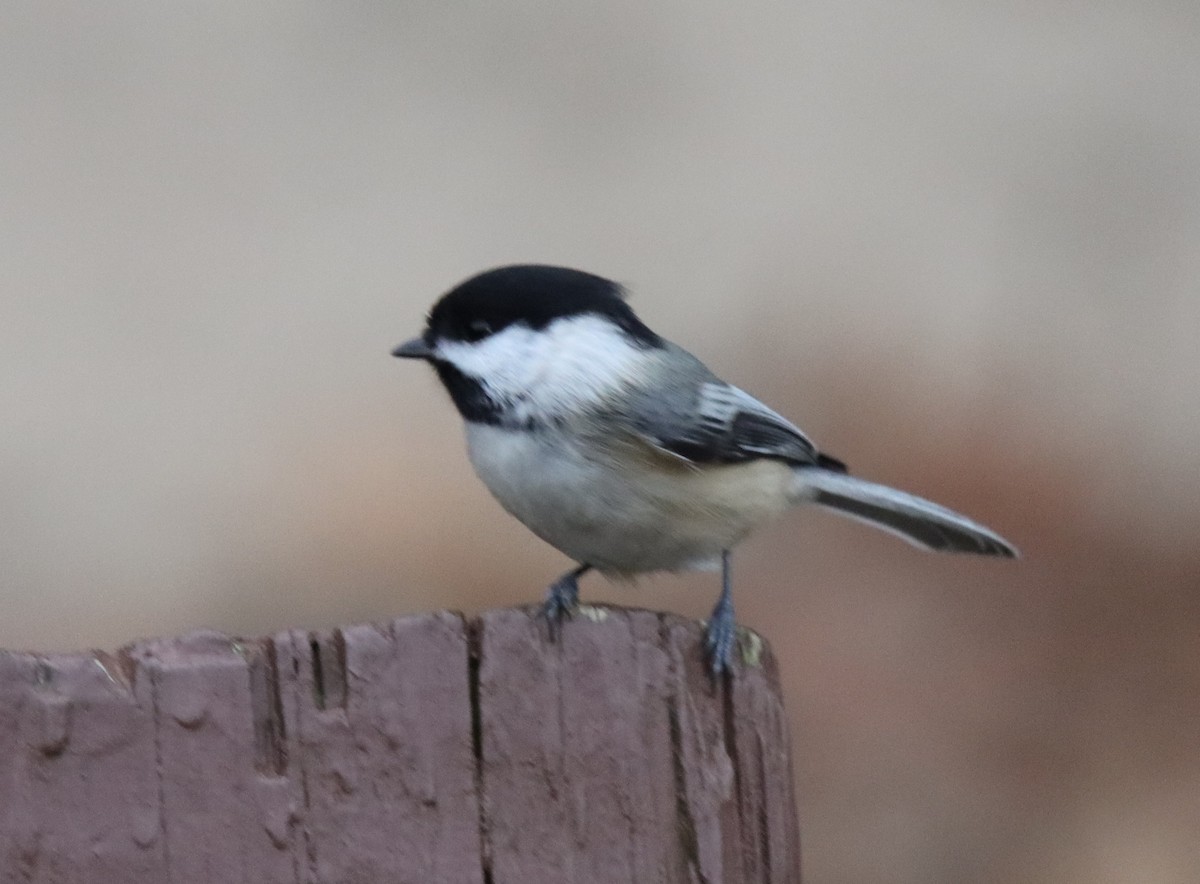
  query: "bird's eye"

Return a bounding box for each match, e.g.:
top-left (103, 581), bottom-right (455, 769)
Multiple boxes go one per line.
top-left (465, 320), bottom-right (494, 342)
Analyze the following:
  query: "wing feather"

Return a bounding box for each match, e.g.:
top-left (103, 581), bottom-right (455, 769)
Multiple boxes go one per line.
top-left (634, 381), bottom-right (827, 467)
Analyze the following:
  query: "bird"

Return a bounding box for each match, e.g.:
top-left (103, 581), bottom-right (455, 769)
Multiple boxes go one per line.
top-left (393, 264), bottom-right (1017, 676)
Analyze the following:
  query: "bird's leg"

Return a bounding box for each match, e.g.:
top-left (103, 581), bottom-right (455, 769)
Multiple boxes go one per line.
top-left (542, 563), bottom-right (591, 640)
top-left (704, 550), bottom-right (737, 677)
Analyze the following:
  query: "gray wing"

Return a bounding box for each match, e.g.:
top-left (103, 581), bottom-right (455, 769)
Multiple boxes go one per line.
top-left (627, 366), bottom-right (834, 468)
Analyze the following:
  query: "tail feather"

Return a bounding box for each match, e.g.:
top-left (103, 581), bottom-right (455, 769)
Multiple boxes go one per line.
top-left (794, 469), bottom-right (1018, 558)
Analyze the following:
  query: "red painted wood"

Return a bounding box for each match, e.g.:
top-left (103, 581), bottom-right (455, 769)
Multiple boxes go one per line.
top-left (0, 607), bottom-right (800, 883)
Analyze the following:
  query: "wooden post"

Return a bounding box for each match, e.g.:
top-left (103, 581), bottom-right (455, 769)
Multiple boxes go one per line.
top-left (0, 606), bottom-right (801, 883)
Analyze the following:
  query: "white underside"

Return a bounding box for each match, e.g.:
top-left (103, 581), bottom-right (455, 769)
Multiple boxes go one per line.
top-left (465, 422), bottom-right (796, 576)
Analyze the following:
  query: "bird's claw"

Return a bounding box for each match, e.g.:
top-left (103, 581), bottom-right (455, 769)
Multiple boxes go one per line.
top-left (704, 598), bottom-right (737, 679)
top-left (542, 573), bottom-right (580, 641)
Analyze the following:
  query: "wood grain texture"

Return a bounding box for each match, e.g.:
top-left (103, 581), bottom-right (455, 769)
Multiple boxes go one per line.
top-left (0, 607), bottom-right (800, 883)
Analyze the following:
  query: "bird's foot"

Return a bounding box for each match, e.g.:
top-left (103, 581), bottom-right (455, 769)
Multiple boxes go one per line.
top-left (542, 567), bottom-right (584, 641)
top-left (704, 593), bottom-right (737, 678)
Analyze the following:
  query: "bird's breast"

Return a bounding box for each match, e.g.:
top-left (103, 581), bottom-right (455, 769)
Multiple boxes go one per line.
top-left (463, 422), bottom-right (794, 574)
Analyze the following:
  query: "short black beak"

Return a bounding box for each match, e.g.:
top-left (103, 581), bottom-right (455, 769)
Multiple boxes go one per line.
top-left (392, 337), bottom-right (434, 360)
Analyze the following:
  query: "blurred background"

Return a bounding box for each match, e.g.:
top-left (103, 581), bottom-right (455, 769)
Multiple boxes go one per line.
top-left (3, 3), bottom-right (1198, 881)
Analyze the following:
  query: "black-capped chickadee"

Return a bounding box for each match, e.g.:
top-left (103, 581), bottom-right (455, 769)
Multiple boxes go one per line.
top-left (394, 265), bottom-right (1017, 675)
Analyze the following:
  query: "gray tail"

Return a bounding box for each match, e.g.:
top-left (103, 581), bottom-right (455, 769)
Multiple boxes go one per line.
top-left (794, 468), bottom-right (1018, 557)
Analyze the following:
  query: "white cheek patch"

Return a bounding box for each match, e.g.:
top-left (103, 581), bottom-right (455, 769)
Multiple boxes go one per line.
top-left (437, 315), bottom-right (651, 419)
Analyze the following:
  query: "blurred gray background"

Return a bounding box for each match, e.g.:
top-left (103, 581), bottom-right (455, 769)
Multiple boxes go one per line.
top-left (3, 3), bottom-right (1198, 881)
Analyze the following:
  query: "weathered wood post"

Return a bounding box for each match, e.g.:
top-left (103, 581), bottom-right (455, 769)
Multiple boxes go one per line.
top-left (0, 606), bottom-right (801, 883)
